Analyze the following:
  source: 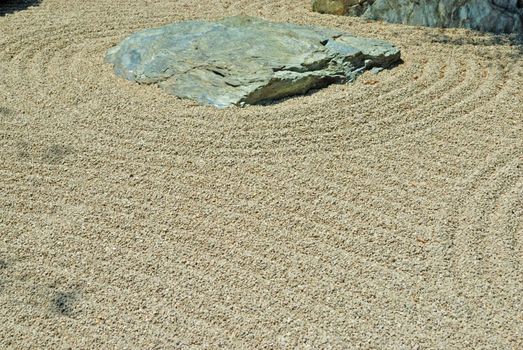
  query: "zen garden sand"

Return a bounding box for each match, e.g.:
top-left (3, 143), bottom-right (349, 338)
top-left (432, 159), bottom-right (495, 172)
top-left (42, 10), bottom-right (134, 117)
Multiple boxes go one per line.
top-left (1, 0), bottom-right (522, 348)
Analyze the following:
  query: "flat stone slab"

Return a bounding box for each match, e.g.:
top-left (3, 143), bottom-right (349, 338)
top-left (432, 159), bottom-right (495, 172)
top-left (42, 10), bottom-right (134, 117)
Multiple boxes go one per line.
top-left (106, 16), bottom-right (400, 107)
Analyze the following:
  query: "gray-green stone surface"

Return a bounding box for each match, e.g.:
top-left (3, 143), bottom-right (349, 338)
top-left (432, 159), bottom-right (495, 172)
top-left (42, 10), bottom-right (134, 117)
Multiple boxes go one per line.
top-left (106, 16), bottom-right (401, 108)
top-left (312, 0), bottom-right (523, 34)
top-left (363, 0), bottom-right (523, 34)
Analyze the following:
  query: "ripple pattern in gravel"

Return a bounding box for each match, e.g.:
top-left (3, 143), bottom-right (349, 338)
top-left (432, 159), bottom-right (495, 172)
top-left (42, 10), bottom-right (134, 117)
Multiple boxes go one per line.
top-left (1, 1), bottom-right (522, 348)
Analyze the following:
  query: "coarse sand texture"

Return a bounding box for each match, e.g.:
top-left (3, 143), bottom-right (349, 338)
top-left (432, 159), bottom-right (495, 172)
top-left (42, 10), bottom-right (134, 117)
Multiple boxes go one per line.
top-left (1, 0), bottom-right (523, 348)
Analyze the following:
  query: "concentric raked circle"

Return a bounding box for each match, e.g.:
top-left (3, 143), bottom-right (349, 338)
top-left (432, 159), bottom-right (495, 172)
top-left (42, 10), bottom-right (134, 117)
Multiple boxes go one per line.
top-left (1, 0), bottom-right (522, 348)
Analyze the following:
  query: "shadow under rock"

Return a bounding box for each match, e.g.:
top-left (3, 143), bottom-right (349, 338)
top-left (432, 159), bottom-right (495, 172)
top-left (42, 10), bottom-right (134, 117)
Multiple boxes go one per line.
top-left (428, 31), bottom-right (523, 59)
top-left (0, 0), bottom-right (41, 17)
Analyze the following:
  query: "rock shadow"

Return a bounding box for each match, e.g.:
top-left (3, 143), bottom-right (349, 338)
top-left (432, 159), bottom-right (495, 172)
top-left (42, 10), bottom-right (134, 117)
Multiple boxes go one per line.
top-left (52, 291), bottom-right (78, 317)
top-left (0, 0), bottom-right (41, 17)
top-left (41, 144), bottom-right (73, 164)
top-left (0, 259), bottom-right (8, 294)
top-left (0, 107), bottom-right (13, 115)
top-left (428, 32), bottom-right (523, 59)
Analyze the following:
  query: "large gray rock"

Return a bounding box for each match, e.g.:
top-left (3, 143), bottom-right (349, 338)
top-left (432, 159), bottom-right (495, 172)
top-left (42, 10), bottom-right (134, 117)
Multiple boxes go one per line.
top-left (106, 16), bottom-right (400, 108)
top-left (363, 0), bottom-right (523, 34)
top-left (312, 0), bottom-right (523, 34)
